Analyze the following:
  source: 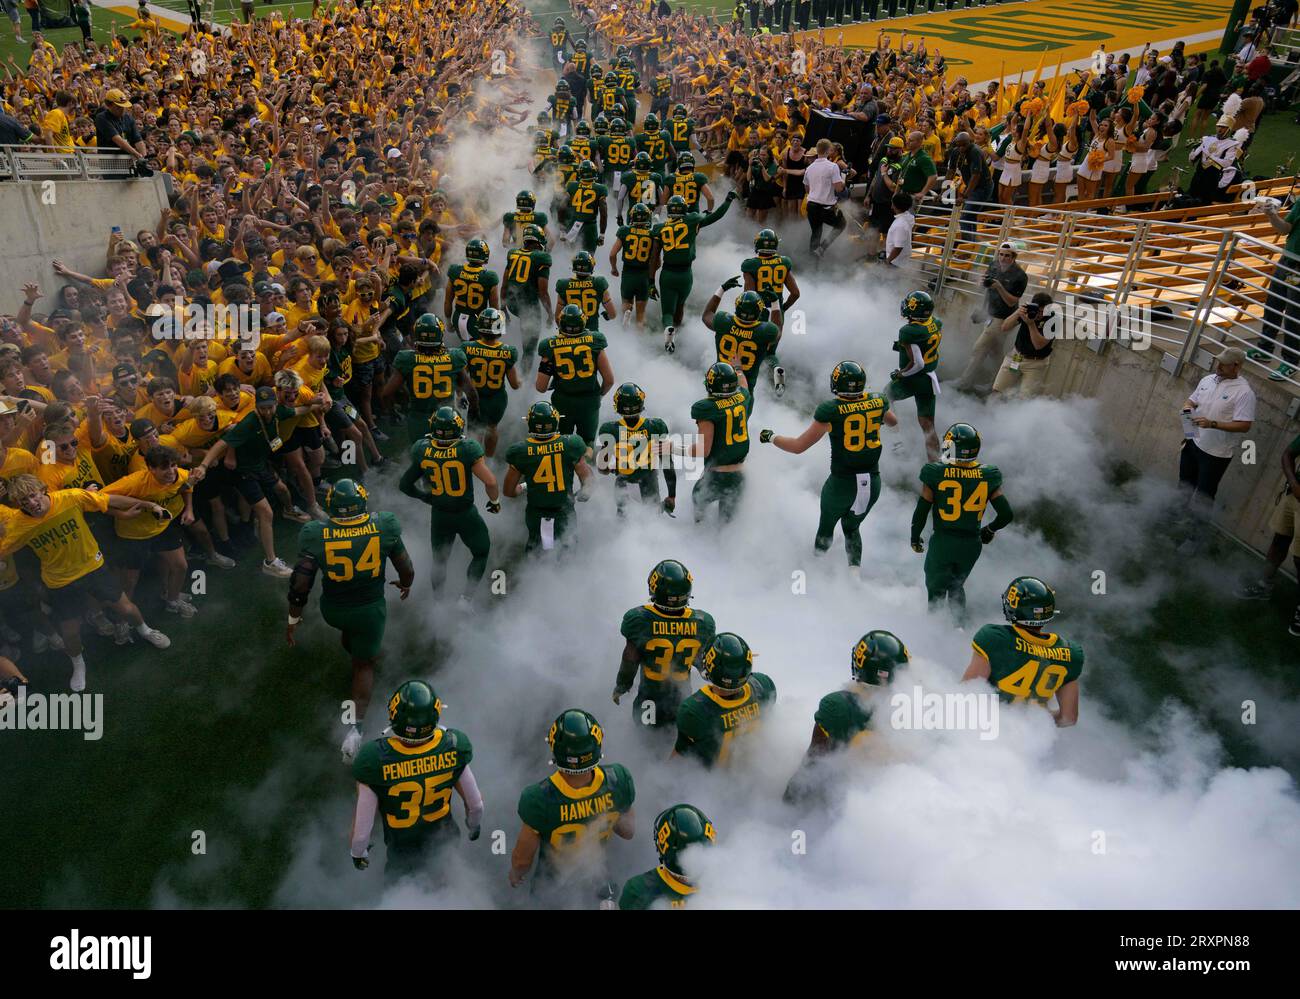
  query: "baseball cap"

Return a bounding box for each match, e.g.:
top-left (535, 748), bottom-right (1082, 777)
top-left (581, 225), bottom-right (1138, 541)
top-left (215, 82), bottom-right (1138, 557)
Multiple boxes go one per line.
top-left (104, 88), bottom-right (132, 109)
top-left (129, 418), bottom-right (157, 440)
top-left (111, 363), bottom-right (137, 381)
top-left (887, 136), bottom-right (905, 149)
top-left (255, 386), bottom-right (277, 404)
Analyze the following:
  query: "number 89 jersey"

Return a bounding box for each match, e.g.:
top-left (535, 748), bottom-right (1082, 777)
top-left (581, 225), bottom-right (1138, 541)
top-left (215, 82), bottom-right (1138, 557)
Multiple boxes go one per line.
top-left (298, 511), bottom-right (405, 606)
top-left (815, 393), bottom-right (890, 475)
top-left (352, 728), bottom-right (474, 849)
top-left (919, 460), bottom-right (1002, 535)
top-left (409, 436), bottom-right (484, 513)
top-left (971, 624), bottom-right (1084, 704)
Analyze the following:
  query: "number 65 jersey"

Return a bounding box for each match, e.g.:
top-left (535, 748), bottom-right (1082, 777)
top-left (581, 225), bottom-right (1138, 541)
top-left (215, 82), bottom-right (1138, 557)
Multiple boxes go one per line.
top-left (971, 624), bottom-right (1084, 704)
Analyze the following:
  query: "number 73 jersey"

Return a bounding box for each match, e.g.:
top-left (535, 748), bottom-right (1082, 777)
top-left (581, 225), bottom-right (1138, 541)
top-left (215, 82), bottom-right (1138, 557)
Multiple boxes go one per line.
top-left (971, 624), bottom-right (1084, 704)
top-left (919, 460), bottom-right (1002, 535)
top-left (352, 728), bottom-right (474, 849)
top-left (298, 511), bottom-right (405, 606)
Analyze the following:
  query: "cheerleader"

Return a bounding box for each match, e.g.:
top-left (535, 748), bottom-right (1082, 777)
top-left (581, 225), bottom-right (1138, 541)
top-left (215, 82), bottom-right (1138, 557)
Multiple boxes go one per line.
top-left (1124, 112), bottom-right (1163, 198)
top-left (1102, 107), bottom-right (1131, 199)
top-left (1077, 115), bottom-right (1115, 201)
top-left (1027, 125), bottom-right (1058, 206)
top-left (1055, 117), bottom-right (1080, 202)
top-left (998, 117), bottom-right (1027, 206)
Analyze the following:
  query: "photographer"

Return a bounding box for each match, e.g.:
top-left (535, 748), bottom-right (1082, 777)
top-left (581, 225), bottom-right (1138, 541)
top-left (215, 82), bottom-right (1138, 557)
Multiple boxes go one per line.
top-left (955, 241), bottom-right (1028, 391)
top-left (991, 292), bottom-right (1054, 398)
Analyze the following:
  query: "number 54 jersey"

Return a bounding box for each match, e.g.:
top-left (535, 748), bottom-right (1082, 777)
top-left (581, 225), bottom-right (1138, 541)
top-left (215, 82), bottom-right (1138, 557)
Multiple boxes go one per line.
top-left (971, 624), bottom-right (1084, 704)
top-left (352, 728), bottom-right (474, 849)
top-left (298, 511), bottom-right (405, 605)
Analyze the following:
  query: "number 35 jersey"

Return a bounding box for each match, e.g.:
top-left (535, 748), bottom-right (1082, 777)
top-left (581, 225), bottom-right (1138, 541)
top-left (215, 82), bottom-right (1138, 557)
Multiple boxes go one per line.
top-left (517, 764), bottom-right (636, 872)
top-left (971, 624), bottom-right (1084, 704)
top-left (919, 460), bottom-right (1002, 535)
top-left (298, 511), bottom-right (404, 606)
top-left (352, 728), bottom-right (473, 849)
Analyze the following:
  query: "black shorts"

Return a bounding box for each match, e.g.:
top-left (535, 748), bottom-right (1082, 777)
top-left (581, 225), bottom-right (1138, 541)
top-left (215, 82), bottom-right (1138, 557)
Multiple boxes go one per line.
top-left (325, 400), bottom-right (355, 434)
top-left (48, 564), bottom-right (121, 621)
top-left (351, 357), bottom-right (382, 387)
top-left (114, 522), bottom-right (184, 570)
top-left (868, 198), bottom-right (893, 231)
top-left (287, 423), bottom-right (323, 453)
top-left (235, 465), bottom-right (282, 505)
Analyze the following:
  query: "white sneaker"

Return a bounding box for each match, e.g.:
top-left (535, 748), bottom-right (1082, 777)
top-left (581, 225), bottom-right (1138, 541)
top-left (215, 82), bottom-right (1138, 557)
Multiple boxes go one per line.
top-left (262, 557), bottom-right (293, 578)
top-left (88, 610), bottom-right (115, 637)
top-left (341, 726), bottom-right (363, 762)
top-left (209, 552), bottom-right (236, 569)
top-left (114, 622), bottom-right (134, 646)
top-left (622, 308), bottom-right (632, 328)
top-left (70, 661), bottom-right (86, 693)
top-left (138, 626), bottom-right (171, 649)
top-left (165, 599), bottom-right (198, 619)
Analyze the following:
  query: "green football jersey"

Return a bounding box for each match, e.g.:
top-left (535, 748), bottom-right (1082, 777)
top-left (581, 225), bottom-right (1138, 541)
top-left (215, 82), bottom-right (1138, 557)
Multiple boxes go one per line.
top-left (446, 263), bottom-right (499, 315)
top-left (538, 330), bottom-right (608, 394)
top-left (814, 394), bottom-right (891, 475)
top-left (407, 436), bottom-right (483, 513)
top-left (667, 116), bottom-right (695, 152)
top-left (919, 460), bottom-right (1003, 535)
top-left (691, 388), bottom-right (752, 466)
top-left (616, 66), bottom-right (640, 95)
top-left (517, 763), bottom-right (636, 872)
top-left (635, 128), bottom-right (673, 170)
top-left (652, 202), bottom-right (731, 266)
top-left (298, 511), bottom-right (405, 606)
top-left (600, 136), bottom-right (636, 177)
top-left (621, 169), bottom-right (666, 209)
top-left (668, 170), bottom-right (709, 212)
top-left (392, 347), bottom-right (466, 414)
top-left (972, 624), bottom-right (1084, 704)
top-left (711, 313), bottom-right (779, 386)
top-left (352, 727), bottom-right (473, 849)
top-left (564, 180), bottom-right (609, 224)
top-left (674, 672), bottom-right (777, 767)
top-left (615, 223), bottom-right (655, 271)
top-left (503, 247), bottom-right (552, 307)
top-left (597, 415), bottom-right (670, 481)
top-left (619, 867), bottom-right (696, 909)
top-left (555, 276), bottom-right (610, 330)
top-left (620, 603), bottom-right (717, 693)
top-left (815, 688), bottom-right (875, 749)
top-left (504, 433), bottom-right (588, 511)
top-left (896, 315), bottom-right (943, 374)
top-left (503, 209), bottom-right (550, 242)
top-left (569, 136), bottom-right (595, 165)
top-left (463, 339), bottom-right (518, 399)
top-left (741, 254), bottom-right (794, 306)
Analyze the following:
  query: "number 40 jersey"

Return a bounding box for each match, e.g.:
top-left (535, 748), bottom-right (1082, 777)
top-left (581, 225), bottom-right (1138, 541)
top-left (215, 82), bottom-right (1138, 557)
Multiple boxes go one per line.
top-left (971, 624), bottom-right (1084, 704)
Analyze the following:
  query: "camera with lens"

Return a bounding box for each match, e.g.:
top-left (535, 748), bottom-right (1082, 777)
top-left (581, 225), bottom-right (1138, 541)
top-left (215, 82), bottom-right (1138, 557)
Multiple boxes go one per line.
top-left (982, 274), bottom-right (994, 288)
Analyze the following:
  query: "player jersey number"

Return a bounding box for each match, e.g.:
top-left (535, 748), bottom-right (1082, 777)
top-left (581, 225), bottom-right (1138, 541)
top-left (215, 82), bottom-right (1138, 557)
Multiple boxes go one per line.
top-left (607, 141), bottom-right (632, 166)
top-left (566, 287), bottom-right (599, 317)
top-left (659, 221), bottom-right (689, 251)
top-left (997, 659), bottom-right (1069, 702)
top-left (923, 332), bottom-right (942, 365)
top-left (723, 403), bottom-right (748, 446)
top-left (323, 536), bottom-right (382, 582)
top-left (642, 637), bottom-right (703, 682)
top-left (533, 452), bottom-right (566, 493)
top-left (673, 178), bottom-right (698, 204)
top-left (644, 137), bottom-right (666, 161)
top-left (842, 411), bottom-right (882, 451)
top-left (411, 364), bottom-right (452, 399)
top-left (388, 771), bottom-right (456, 828)
top-left (420, 458), bottom-right (467, 497)
top-left (468, 356), bottom-right (507, 390)
top-left (936, 479), bottom-right (988, 522)
top-left (552, 344), bottom-right (595, 380)
top-left (549, 811), bottom-right (618, 850)
top-left (454, 278), bottom-right (486, 311)
top-left (623, 232), bottom-right (652, 263)
top-left (571, 187), bottom-right (597, 215)
top-left (756, 262), bottom-right (787, 293)
top-left (717, 333), bottom-right (757, 372)
top-left (506, 251), bottom-right (532, 285)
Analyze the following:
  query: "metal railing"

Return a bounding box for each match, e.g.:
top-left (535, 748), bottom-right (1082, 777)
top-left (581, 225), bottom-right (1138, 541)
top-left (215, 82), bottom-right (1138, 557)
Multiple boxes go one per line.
top-left (913, 199), bottom-right (1300, 389)
top-left (0, 146), bottom-right (137, 182)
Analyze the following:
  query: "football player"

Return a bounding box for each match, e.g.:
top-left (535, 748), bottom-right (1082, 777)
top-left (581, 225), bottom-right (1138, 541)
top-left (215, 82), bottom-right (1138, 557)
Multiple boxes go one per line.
top-left (702, 287), bottom-right (781, 407)
top-left (509, 709), bottom-right (636, 899)
top-left (619, 151), bottom-right (666, 229)
top-left (554, 251), bottom-right (615, 331)
top-left (889, 290), bottom-right (943, 461)
top-left (599, 118), bottom-right (636, 219)
top-left (350, 680), bottom-right (482, 878)
top-left (548, 79), bottom-right (576, 138)
top-left (461, 307), bottom-right (520, 457)
top-left (398, 407), bottom-right (499, 609)
top-left (536, 303), bottom-right (614, 452)
top-left (783, 630), bottom-right (909, 804)
top-left (288, 479), bottom-right (414, 761)
top-left (759, 361), bottom-right (898, 566)
top-left (964, 577), bottom-right (1082, 727)
top-left (635, 112), bottom-right (674, 176)
top-left (652, 192), bottom-right (737, 352)
top-left (502, 190), bottom-right (551, 248)
top-left (549, 17), bottom-right (571, 69)
top-left (501, 224), bottom-right (553, 374)
top-left (562, 160), bottom-right (609, 253)
top-left (614, 559), bottom-right (716, 727)
top-left (596, 382), bottom-right (676, 515)
top-left (381, 314), bottom-right (476, 442)
top-left (667, 103), bottom-right (696, 157)
top-left (911, 423), bottom-right (1014, 617)
top-left (668, 151), bottom-right (714, 214)
top-left (570, 119), bottom-right (597, 168)
top-left (689, 361), bottom-right (751, 525)
top-left (619, 804), bottom-right (715, 909)
top-left (740, 228), bottom-right (799, 331)
top-left (503, 400), bottom-right (594, 554)
top-left (609, 203), bottom-right (656, 328)
top-left (674, 632), bottom-right (776, 768)
top-left (615, 55), bottom-right (641, 123)
top-left (444, 239), bottom-right (500, 342)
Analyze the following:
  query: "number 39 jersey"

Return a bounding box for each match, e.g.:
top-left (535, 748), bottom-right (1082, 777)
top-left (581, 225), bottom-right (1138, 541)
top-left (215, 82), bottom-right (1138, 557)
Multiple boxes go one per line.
top-left (971, 624), bottom-right (1084, 704)
top-left (409, 436), bottom-right (484, 513)
top-left (517, 764), bottom-right (636, 872)
top-left (815, 393), bottom-right (891, 475)
top-left (919, 460), bottom-right (1002, 535)
top-left (392, 347), bottom-right (467, 415)
top-left (352, 728), bottom-right (473, 850)
top-left (298, 511), bottom-right (405, 606)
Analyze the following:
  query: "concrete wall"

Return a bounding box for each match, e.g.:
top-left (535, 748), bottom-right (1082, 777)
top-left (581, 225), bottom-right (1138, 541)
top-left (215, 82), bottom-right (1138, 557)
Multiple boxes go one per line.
top-left (0, 176), bottom-right (171, 315)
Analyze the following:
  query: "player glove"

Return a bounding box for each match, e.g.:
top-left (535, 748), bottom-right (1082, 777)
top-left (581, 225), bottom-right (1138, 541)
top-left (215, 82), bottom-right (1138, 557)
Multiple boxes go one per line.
top-left (486, 499), bottom-right (501, 513)
top-left (910, 538), bottom-right (925, 554)
top-left (352, 851), bottom-right (370, 871)
top-left (611, 685), bottom-right (629, 704)
top-left (720, 274), bottom-right (742, 291)
top-left (648, 284), bottom-right (659, 300)
top-left (725, 190), bottom-right (738, 202)
top-left (980, 526), bottom-right (996, 545)
top-left (889, 369), bottom-right (901, 382)
top-left (467, 825), bottom-right (481, 842)
top-left (759, 428), bottom-right (775, 443)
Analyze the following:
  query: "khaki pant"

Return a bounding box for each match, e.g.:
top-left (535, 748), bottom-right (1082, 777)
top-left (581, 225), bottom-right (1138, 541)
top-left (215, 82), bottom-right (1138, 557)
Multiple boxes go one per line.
top-left (957, 318), bottom-right (1011, 388)
top-left (991, 353), bottom-right (1051, 397)
top-left (1269, 490), bottom-right (1300, 559)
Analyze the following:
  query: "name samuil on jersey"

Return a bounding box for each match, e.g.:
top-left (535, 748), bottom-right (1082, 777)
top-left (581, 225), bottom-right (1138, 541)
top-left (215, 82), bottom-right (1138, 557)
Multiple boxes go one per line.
top-left (381, 750), bottom-right (460, 782)
top-left (559, 790), bottom-right (616, 823)
top-left (1013, 637), bottom-right (1074, 662)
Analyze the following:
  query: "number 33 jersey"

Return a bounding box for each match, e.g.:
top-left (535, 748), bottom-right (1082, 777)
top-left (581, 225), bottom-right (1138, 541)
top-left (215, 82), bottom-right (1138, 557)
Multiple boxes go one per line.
top-left (971, 624), bottom-right (1084, 704)
top-left (352, 728), bottom-right (474, 849)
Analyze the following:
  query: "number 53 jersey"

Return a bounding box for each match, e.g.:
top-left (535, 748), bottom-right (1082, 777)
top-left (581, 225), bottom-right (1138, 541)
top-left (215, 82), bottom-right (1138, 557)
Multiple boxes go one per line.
top-left (352, 728), bottom-right (474, 849)
top-left (971, 624), bottom-right (1084, 704)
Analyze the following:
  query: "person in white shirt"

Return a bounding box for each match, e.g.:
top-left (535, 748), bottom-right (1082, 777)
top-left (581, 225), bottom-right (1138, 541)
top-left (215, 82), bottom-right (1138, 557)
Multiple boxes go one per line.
top-left (803, 138), bottom-right (845, 259)
top-left (1179, 346), bottom-right (1255, 532)
top-left (884, 192), bottom-right (915, 270)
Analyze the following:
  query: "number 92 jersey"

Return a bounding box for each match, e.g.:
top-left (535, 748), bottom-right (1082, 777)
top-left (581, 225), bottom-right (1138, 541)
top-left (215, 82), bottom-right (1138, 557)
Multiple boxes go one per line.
top-left (352, 728), bottom-right (474, 849)
top-left (298, 511), bottom-right (404, 605)
top-left (971, 624), bottom-right (1084, 704)
top-left (919, 460), bottom-right (1002, 535)
top-left (815, 393), bottom-right (890, 475)
top-left (409, 436), bottom-right (484, 513)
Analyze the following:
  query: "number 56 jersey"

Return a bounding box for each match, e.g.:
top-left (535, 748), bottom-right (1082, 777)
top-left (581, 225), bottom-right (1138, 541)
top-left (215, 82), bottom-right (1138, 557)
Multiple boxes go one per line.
top-left (352, 728), bottom-right (474, 849)
top-left (972, 624), bottom-right (1084, 704)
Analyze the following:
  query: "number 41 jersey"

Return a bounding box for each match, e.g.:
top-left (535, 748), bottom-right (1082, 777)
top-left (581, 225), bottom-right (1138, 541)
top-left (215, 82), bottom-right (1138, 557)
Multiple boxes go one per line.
top-left (971, 624), bottom-right (1084, 704)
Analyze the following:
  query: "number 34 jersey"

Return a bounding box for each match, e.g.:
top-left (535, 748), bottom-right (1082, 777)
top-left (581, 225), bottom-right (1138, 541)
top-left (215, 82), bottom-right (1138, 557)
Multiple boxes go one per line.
top-left (919, 460), bottom-right (1002, 535)
top-left (298, 511), bottom-right (404, 606)
top-left (352, 728), bottom-right (474, 849)
top-left (408, 436), bottom-right (484, 513)
top-left (971, 624), bottom-right (1084, 704)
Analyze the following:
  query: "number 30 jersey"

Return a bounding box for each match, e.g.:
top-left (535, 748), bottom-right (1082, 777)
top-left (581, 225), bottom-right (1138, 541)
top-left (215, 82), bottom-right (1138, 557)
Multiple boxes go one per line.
top-left (352, 728), bottom-right (473, 849)
top-left (408, 436), bottom-right (484, 513)
top-left (919, 460), bottom-right (1002, 535)
top-left (815, 393), bottom-right (890, 475)
top-left (971, 624), bottom-right (1084, 704)
top-left (298, 511), bottom-right (404, 606)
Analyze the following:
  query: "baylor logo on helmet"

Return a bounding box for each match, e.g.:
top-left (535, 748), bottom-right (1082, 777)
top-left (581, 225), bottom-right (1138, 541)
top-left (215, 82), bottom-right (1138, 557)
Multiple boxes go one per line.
top-left (1006, 585), bottom-right (1021, 609)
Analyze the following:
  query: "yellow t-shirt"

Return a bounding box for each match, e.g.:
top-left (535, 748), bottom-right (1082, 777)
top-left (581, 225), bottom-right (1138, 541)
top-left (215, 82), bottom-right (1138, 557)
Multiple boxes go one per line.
top-left (1, 489), bottom-right (110, 588)
top-left (43, 107), bottom-right (73, 151)
top-left (218, 352), bottom-right (273, 387)
top-left (35, 447), bottom-right (105, 492)
top-left (290, 357), bottom-right (327, 427)
top-left (103, 467), bottom-right (189, 539)
top-left (177, 359), bottom-right (219, 396)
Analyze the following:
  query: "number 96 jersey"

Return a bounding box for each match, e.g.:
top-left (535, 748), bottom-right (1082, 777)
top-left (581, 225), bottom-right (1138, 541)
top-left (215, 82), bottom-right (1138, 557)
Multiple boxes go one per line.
top-left (971, 624), bottom-right (1084, 705)
top-left (352, 728), bottom-right (474, 849)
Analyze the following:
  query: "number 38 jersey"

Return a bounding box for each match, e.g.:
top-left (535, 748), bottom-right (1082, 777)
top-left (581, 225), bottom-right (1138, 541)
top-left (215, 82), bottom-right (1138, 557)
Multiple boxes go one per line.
top-left (919, 460), bottom-right (1002, 535)
top-left (517, 764), bottom-right (636, 871)
top-left (352, 728), bottom-right (473, 850)
top-left (815, 393), bottom-right (891, 475)
top-left (392, 347), bottom-right (467, 415)
top-left (298, 511), bottom-right (405, 606)
top-left (971, 624), bottom-right (1084, 704)
top-left (409, 436), bottom-right (484, 513)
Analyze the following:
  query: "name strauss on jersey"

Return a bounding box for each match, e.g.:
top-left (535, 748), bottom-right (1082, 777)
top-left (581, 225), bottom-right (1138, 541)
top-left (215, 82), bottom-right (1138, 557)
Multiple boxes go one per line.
top-left (559, 791), bottom-right (616, 823)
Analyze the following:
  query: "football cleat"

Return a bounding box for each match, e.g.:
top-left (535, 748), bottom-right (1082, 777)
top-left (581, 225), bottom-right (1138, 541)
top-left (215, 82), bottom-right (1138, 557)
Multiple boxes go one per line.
top-left (664, 326), bottom-right (676, 353)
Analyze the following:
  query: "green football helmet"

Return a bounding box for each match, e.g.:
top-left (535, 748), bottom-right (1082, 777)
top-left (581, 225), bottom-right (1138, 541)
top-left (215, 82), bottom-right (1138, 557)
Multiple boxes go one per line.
top-left (553, 15), bottom-right (565, 25)
top-left (604, 71), bottom-right (619, 87)
top-left (704, 361), bottom-right (739, 397)
top-left (654, 803), bottom-right (716, 877)
top-left (526, 400), bottom-right (560, 437)
top-left (324, 478), bottom-right (368, 524)
top-left (412, 313), bottom-right (446, 350)
top-left (628, 202), bottom-right (652, 226)
top-left (477, 306), bottom-right (505, 339)
top-left (1002, 576), bottom-right (1058, 627)
top-left (556, 79), bottom-right (571, 94)
top-left (516, 190), bottom-right (536, 212)
top-left (672, 103), bottom-right (688, 119)
top-left (942, 422), bottom-right (981, 462)
top-left (388, 680), bottom-right (442, 743)
top-left (734, 290), bottom-right (764, 324)
top-left (578, 158), bottom-right (599, 182)
top-left (699, 632), bottom-right (753, 690)
top-left (901, 289), bottom-right (934, 321)
top-left (754, 228), bottom-right (779, 256)
top-left (676, 152), bottom-right (695, 173)
top-left (547, 708), bottom-right (604, 773)
top-left (830, 360), bottom-right (867, 398)
top-left (594, 114), bottom-right (609, 135)
top-left (574, 38), bottom-right (587, 50)
top-left (614, 381), bottom-right (646, 417)
top-left (633, 151), bottom-right (652, 171)
top-left (465, 238), bottom-right (490, 264)
top-left (575, 120), bottom-right (592, 138)
top-left (666, 195), bottom-right (687, 217)
top-left (643, 113), bottom-right (660, 131)
top-left (648, 558), bottom-right (692, 610)
top-left (571, 251), bottom-right (595, 277)
top-left (851, 630), bottom-right (910, 685)
top-left (522, 223), bottom-right (546, 248)
top-left (558, 145), bottom-right (577, 165)
top-left (618, 55), bottom-right (633, 69)
top-left (429, 405), bottom-right (465, 444)
top-left (610, 116), bottom-right (628, 136)
top-left (558, 302), bottom-right (587, 335)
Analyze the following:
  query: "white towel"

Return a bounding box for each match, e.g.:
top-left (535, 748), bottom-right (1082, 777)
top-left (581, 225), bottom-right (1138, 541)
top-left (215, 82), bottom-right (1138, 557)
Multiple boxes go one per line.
top-left (850, 472), bottom-right (875, 517)
top-left (540, 517), bottom-right (556, 551)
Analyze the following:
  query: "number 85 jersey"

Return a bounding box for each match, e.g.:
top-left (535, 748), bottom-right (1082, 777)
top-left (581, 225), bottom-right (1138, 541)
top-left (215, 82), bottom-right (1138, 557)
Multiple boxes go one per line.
top-left (971, 624), bottom-right (1084, 704)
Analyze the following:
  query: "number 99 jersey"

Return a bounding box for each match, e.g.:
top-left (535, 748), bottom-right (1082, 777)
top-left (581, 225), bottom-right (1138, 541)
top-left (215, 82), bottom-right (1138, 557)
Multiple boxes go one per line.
top-left (815, 393), bottom-right (891, 475)
top-left (971, 624), bottom-right (1084, 705)
top-left (353, 728), bottom-right (474, 850)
